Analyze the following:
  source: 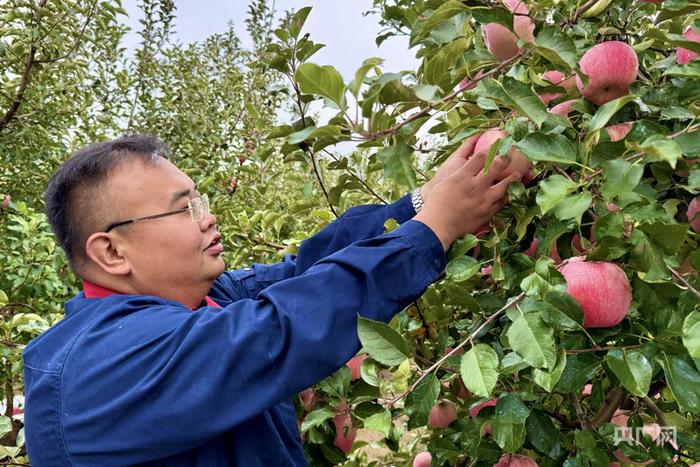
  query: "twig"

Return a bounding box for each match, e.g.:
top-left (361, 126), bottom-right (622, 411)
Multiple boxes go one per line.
top-left (590, 387), bottom-right (625, 427)
top-left (565, 345), bottom-right (641, 355)
top-left (35, 0), bottom-right (99, 64)
top-left (570, 393), bottom-right (590, 429)
top-left (584, 123), bottom-right (700, 181)
top-left (389, 292), bottom-right (526, 403)
top-left (568, 0), bottom-right (602, 25)
top-left (668, 266), bottom-right (700, 300)
top-left (0, 0), bottom-right (50, 133)
top-left (321, 149), bottom-right (388, 204)
top-left (642, 395), bottom-right (667, 427)
top-left (365, 53), bottom-right (524, 141)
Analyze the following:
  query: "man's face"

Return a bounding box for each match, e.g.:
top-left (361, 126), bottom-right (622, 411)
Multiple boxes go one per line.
top-left (104, 157), bottom-right (225, 300)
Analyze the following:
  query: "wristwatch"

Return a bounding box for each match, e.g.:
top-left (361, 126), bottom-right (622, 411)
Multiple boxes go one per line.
top-left (411, 187), bottom-right (424, 213)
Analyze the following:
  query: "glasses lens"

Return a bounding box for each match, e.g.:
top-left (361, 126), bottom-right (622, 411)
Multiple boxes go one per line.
top-left (189, 194), bottom-right (210, 222)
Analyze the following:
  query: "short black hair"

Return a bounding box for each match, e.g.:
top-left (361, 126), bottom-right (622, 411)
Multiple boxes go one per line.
top-left (44, 134), bottom-right (168, 272)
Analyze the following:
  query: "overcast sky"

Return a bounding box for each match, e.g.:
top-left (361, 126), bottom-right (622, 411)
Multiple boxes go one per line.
top-left (119, 0), bottom-right (419, 77)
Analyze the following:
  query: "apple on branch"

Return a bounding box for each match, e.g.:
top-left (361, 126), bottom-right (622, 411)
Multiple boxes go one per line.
top-left (559, 257), bottom-right (632, 328)
top-left (576, 41), bottom-right (639, 106)
top-left (482, 0), bottom-right (535, 61)
top-left (677, 27), bottom-right (700, 65)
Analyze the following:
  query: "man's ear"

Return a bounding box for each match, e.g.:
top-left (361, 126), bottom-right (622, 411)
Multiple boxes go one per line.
top-left (85, 232), bottom-right (132, 276)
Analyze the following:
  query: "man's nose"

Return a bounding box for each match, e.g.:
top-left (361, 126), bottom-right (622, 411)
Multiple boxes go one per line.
top-left (200, 210), bottom-right (217, 231)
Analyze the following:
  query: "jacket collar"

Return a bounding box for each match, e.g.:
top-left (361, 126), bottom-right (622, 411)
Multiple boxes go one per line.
top-left (82, 280), bottom-right (221, 309)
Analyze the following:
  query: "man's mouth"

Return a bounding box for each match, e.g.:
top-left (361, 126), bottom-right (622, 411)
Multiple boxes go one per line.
top-left (205, 235), bottom-right (224, 254)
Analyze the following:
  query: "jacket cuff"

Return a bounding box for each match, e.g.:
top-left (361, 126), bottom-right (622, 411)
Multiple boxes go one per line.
top-left (392, 220), bottom-right (447, 278)
top-left (388, 193), bottom-right (417, 225)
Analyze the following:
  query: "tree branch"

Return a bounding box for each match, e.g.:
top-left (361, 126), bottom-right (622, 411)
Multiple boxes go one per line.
top-left (590, 387), bottom-right (626, 427)
top-left (35, 0), bottom-right (99, 64)
top-left (364, 52), bottom-right (524, 141)
top-left (389, 292), bottom-right (526, 403)
top-left (321, 149), bottom-right (388, 204)
top-left (668, 265), bottom-right (700, 301)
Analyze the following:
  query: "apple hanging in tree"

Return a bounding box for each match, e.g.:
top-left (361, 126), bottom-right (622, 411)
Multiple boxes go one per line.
top-left (576, 41), bottom-right (639, 106)
top-left (559, 257), bottom-right (632, 328)
top-left (482, 0), bottom-right (535, 61)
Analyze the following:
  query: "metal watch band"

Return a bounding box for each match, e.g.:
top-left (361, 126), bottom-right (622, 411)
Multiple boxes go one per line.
top-left (411, 188), bottom-right (424, 213)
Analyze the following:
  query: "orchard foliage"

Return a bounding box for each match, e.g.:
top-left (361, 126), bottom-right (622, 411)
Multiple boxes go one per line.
top-left (262, 1), bottom-right (700, 465)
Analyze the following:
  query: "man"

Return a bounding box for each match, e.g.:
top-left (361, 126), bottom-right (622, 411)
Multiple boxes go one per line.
top-left (24, 134), bottom-right (519, 465)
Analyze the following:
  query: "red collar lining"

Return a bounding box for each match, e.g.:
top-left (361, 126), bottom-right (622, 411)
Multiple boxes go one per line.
top-left (82, 280), bottom-right (221, 309)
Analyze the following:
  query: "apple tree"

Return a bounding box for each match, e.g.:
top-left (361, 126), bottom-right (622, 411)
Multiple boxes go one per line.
top-left (264, 1), bottom-right (700, 465)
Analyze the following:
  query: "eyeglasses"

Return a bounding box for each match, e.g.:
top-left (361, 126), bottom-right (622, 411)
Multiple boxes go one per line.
top-left (105, 194), bottom-right (210, 232)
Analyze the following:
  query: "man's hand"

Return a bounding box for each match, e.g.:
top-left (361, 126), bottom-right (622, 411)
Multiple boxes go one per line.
top-left (413, 149), bottom-right (520, 251)
top-left (419, 134), bottom-right (480, 203)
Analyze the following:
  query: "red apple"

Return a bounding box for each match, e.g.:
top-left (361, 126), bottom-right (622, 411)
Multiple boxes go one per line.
top-left (413, 451), bottom-right (433, 467)
top-left (333, 413), bottom-right (356, 454)
top-left (470, 399), bottom-right (497, 418)
top-left (576, 41), bottom-right (639, 106)
top-left (523, 237), bottom-right (562, 264)
top-left (482, 0), bottom-right (535, 61)
top-left (472, 128), bottom-right (533, 182)
top-left (677, 27), bottom-right (700, 65)
top-left (299, 388), bottom-right (316, 412)
top-left (494, 453), bottom-right (539, 467)
top-left (0, 194), bottom-right (9, 210)
top-left (688, 196), bottom-right (700, 232)
top-left (605, 122), bottom-right (633, 142)
top-left (428, 399), bottom-right (457, 428)
top-left (559, 257), bottom-right (632, 328)
top-left (540, 71), bottom-right (577, 104)
top-left (346, 354), bottom-right (367, 381)
top-left (549, 99), bottom-right (578, 118)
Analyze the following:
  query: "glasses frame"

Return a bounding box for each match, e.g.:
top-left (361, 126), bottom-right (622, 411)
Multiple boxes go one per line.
top-left (104, 194), bottom-right (209, 232)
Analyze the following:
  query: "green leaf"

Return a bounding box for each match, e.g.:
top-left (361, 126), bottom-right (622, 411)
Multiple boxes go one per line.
top-left (629, 230), bottom-right (669, 282)
top-left (533, 349), bottom-right (567, 392)
top-left (602, 160), bottom-right (644, 203)
top-left (508, 313), bottom-right (557, 369)
top-left (445, 256), bottom-right (481, 282)
top-left (405, 374), bottom-right (440, 429)
top-left (526, 410), bottom-right (563, 458)
top-left (629, 135), bottom-right (682, 169)
top-left (363, 409), bottom-right (392, 437)
top-left (531, 27), bottom-right (578, 69)
top-left (357, 316), bottom-right (410, 366)
top-left (544, 291), bottom-right (584, 327)
top-left (606, 349), bottom-right (653, 397)
top-left (423, 38), bottom-right (469, 87)
top-left (552, 192), bottom-right (592, 222)
top-left (295, 63), bottom-right (346, 109)
top-left (683, 311), bottom-right (700, 371)
top-left (470, 6), bottom-right (513, 29)
top-left (515, 133), bottom-right (577, 165)
top-left (375, 140), bottom-right (418, 189)
top-left (535, 175), bottom-right (578, 214)
top-left (588, 95), bottom-right (637, 132)
top-left (480, 78), bottom-right (550, 127)
top-left (638, 222), bottom-right (688, 255)
top-left (410, 1), bottom-right (468, 46)
top-left (660, 353), bottom-right (700, 413)
top-left (461, 344), bottom-right (500, 397)
top-left (0, 290), bottom-right (7, 308)
top-left (301, 408), bottom-right (335, 432)
top-left (287, 125), bottom-right (341, 144)
top-left (666, 62), bottom-right (700, 78)
top-left (350, 57), bottom-right (383, 97)
top-left (555, 354), bottom-right (601, 392)
top-left (492, 394), bottom-right (530, 453)
top-left (289, 6), bottom-right (312, 39)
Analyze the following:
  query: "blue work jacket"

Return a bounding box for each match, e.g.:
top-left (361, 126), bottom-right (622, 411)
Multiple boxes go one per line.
top-left (23, 194), bottom-right (446, 466)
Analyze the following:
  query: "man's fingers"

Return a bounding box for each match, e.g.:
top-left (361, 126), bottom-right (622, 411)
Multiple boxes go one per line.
top-left (489, 172), bottom-right (522, 200)
top-left (481, 154), bottom-right (512, 183)
top-left (464, 150), bottom-right (489, 176)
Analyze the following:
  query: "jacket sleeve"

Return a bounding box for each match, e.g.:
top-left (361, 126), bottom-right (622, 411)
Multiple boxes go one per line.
top-left (60, 220), bottom-right (445, 464)
top-left (208, 193), bottom-right (417, 303)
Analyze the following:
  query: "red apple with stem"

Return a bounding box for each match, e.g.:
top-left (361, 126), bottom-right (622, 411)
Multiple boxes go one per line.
top-left (332, 412), bottom-right (356, 454)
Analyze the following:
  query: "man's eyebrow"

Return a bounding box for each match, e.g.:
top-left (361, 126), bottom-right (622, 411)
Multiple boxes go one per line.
top-left (170, 185), bottom-right (196, 206)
